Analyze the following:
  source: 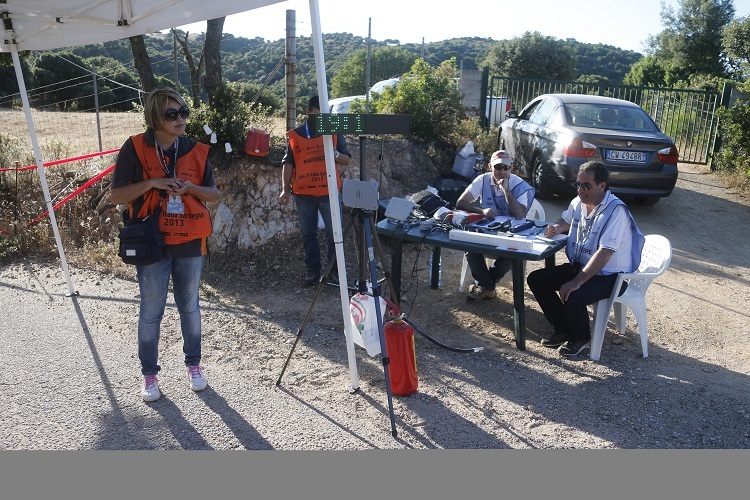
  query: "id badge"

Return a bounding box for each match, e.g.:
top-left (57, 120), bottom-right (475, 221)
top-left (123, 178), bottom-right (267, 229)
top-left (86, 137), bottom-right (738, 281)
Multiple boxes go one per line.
top-left (166, 195), bottom-right (184, 215)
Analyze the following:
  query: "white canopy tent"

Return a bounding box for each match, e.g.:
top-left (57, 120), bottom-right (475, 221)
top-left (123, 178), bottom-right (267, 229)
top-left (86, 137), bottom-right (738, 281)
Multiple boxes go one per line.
top-left (1, 0), bottom-right (360, 391)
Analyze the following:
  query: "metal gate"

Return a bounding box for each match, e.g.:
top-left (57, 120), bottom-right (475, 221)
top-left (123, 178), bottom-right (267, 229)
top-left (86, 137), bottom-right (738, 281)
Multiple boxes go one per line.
top-left (484, 75), bottom-right (721, 164)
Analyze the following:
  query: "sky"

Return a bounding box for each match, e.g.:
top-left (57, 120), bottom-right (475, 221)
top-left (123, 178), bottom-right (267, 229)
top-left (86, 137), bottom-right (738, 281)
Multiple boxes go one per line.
top-left (174, 0), bottom-right (750, 54)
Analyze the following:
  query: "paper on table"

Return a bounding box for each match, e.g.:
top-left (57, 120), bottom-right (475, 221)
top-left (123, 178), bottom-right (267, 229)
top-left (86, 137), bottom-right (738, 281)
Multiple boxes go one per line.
top-left (534, 233), bottom-right (568, 243)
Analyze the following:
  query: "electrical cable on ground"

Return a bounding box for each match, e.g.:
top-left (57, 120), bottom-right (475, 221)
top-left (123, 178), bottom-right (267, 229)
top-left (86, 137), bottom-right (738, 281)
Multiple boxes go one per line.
top-left (382, 297), bottom-right (483, 354)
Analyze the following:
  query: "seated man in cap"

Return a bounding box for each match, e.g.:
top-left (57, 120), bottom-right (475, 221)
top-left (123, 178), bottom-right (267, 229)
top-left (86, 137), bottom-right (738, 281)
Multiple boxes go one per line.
top-left (455, 150), bottom-right (535, 302)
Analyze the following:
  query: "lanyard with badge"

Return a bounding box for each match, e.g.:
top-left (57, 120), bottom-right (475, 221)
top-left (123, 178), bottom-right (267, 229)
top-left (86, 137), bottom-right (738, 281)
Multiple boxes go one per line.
top-left (574, 204), bottom-right (600, 264)
top-left (487, 175), bottom-right (507, 214)
top-left (156, 139), bottom-right (184, 215)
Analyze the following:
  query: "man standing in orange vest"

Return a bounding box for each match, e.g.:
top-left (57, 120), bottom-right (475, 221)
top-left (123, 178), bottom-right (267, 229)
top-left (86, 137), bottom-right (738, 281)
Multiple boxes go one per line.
top-left (279, 96), bottom-right (352, 286)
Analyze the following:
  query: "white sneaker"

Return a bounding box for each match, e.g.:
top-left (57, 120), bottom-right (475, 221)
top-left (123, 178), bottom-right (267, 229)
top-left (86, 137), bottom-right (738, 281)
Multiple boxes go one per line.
top-left (141, 375), bottom-right (161, 402)
top-left (187, 365), bottom-right (207, 391)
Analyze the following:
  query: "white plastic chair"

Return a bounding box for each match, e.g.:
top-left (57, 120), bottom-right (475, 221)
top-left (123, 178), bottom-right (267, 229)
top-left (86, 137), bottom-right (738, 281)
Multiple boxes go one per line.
top-left (589, 234), bottom-right (672, 361)
top-left (458, 199), bottom-right (546, 292)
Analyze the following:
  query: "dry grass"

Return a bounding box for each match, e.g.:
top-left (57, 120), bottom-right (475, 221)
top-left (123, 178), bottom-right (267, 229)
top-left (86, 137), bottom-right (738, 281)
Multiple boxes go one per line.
top-left (0, 108), bottom-right (145, 158)
top-left (1, 108), bottom-right (143, 263)
top-left (1, 109), bottom-right (288, 265)
top-left (718, 171), bottom-right (750, 199)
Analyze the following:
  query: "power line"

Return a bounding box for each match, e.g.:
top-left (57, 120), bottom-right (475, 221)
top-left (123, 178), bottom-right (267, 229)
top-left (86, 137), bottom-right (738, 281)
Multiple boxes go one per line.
top-left (79, 97), bottom-right (142, 113)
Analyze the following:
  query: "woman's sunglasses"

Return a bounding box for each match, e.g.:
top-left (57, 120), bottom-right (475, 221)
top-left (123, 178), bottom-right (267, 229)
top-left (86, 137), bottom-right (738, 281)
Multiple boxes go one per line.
top-left (164, 106), bottom-right (190, 122)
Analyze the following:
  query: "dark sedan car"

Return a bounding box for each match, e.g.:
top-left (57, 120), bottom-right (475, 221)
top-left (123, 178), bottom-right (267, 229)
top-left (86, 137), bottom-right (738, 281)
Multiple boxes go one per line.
top-left (498, 94), bottom-right (679, 205)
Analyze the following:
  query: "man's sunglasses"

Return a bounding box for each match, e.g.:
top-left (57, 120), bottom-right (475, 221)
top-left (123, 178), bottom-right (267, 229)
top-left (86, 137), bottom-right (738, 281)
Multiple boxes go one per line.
top-left (492, 164), bottom-right (512, 171)
top-left (164, 106), bottom-right (190, 122)
top-left (574, 181), bottom-right (598, 191)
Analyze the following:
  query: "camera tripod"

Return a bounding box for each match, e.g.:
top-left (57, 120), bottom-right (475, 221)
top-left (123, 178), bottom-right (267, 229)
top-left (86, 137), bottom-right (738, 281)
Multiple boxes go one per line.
top-left (275, 200), bottom-right (401, 436)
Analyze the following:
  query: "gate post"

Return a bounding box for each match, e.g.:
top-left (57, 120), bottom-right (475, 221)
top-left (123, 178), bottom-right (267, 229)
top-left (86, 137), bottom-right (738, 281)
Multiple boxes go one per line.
top-left (708, 82), bottom-right (733, 171)
top-left (479, 67), bottom-right (489, 131)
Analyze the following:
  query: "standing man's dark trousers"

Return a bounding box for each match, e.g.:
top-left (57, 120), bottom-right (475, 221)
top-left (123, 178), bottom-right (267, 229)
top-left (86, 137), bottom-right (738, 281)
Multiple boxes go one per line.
top-left (527, 263), bottom-right (623, 342)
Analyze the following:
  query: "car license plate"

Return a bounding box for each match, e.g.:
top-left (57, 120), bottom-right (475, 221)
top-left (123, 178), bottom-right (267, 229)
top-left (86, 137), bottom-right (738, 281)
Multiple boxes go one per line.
top-left (606, 150), bottom-right (646, 162)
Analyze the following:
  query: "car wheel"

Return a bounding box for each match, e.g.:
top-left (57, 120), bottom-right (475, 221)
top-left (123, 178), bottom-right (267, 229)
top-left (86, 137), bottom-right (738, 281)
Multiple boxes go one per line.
top-left (531, 155), bottom-right (554, 199)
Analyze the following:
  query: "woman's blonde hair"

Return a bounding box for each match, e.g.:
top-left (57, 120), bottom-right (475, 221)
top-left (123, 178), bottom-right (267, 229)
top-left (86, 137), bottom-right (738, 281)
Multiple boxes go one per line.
top-left (144, 88), bottom-right (188, 131)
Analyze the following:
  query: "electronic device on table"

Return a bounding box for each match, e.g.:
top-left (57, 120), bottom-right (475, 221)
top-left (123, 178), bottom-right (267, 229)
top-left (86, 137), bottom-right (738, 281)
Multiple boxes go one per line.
top-left (448, 229), bottom-right (537, 251)
top-left (384, 197), bottom-right (417, 222)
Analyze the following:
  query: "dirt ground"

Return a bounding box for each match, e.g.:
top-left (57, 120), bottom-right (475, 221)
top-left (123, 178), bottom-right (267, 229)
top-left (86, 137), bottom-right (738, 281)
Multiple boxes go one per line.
top-left (2, 161), bottom-right (749, 449)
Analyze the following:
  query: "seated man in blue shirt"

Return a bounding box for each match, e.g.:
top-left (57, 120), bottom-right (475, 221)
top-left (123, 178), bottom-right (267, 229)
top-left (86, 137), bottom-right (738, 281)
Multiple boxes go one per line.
top-left (455, 150), bottom-right (535, 303)
top-left (527, 161), bottom-right (645, 356)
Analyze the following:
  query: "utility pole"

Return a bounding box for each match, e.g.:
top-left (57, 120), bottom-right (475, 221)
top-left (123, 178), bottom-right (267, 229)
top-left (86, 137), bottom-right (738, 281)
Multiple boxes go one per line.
top-left (91, 65), bottom-right (103, 155)
top-left (173, 30), bottom-right (179, 92)
top-left (365, 18), bottom-right (372, 112)
top-left (286, 10), bottom-right (297, 130)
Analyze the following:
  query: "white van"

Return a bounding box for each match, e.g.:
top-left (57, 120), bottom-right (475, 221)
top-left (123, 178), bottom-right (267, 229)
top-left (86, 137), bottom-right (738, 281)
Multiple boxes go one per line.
top-left (329, 95), bottom-right (365, 114)
top-left (486, 97), bottom-right (513, 126)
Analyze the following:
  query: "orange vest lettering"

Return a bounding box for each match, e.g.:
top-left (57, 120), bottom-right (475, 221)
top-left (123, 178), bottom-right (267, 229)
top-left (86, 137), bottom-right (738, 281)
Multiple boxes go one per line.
top-left (129, 133), bottom-right (213, 245)
top-left (287, 130), bottom-right (340, 196)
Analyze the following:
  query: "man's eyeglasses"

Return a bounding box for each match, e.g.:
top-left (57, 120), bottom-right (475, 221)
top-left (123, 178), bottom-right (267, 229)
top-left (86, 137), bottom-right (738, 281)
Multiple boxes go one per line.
top-left (493, 164), bottom-right (512, 171)
top-left (574, 181), bottom-right (597, 191)
top-left (164, 106), bottom-right (190, 122)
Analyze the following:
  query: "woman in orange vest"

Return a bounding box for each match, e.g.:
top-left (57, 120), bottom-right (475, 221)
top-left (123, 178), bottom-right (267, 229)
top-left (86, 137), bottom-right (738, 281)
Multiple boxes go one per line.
top-left (111, 88), bottom-right (218, 402)
top-left (279, 96), bottom-right (352, 286)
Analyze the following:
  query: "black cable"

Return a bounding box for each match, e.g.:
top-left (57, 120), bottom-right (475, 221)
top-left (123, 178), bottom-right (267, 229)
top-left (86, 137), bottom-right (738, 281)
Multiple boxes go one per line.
top-left (401, 316), bottom-right (483, 354)
top-left (376, 240), bottom-right (483, 355)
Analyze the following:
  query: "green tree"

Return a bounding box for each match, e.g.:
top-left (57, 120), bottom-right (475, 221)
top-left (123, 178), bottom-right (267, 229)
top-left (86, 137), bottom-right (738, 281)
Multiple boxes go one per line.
top-left (373, 58), bottom-right (466, 144)
top-left (184, 81), bottom-right (276, 154)
top-left (30, 52), bottom-right (92, 110)
top-left (723, 15), bottom-right (750, 80)
top-left (172, 29), bottom-right (205, 106)
top-left (576, 74), bottom-right (611, 85)
top-left (129, 35), bottom-right (158, 92)
top-left (565, 40), bottom-right (643, 84)
top-left (715, 80), bottom-right (750, 175)
top-left (647, 0), bottom-right (735, 83)
top-left (331, 46), bottom-right (417, 97)
top-left (623, 54), bottom-right (668, 86)
top-left (85, 56), bottom-right (140, 111)
top-left (482, 31), bottom-right (576, 80)
top-left (0, 55), bottom-right (34, 102)
top-left (204, 17), bottom-right (226, 105)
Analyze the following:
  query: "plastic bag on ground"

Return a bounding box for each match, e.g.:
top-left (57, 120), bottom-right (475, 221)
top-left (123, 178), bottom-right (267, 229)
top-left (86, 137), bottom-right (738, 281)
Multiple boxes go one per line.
top-left (349, 292), bottom-right (386, 357)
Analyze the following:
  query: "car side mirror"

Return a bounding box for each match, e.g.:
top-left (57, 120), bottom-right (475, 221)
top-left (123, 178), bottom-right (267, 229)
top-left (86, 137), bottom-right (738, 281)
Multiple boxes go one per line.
top-left (505, 110), bottom-right (518, 119)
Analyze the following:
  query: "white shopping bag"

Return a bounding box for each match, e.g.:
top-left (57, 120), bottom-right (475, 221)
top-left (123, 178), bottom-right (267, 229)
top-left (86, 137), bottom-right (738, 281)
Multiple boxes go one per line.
top-left (349, 292), bottom-right (386, 357)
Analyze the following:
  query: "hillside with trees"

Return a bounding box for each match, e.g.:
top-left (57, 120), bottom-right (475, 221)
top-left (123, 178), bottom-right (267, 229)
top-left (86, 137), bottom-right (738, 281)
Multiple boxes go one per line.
top-left (1, 31), bottom-right (644, 113)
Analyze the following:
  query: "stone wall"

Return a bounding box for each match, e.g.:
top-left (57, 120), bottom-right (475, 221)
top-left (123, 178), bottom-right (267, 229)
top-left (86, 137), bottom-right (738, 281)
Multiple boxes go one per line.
top-left (209, 137), bottom-right (446, 251)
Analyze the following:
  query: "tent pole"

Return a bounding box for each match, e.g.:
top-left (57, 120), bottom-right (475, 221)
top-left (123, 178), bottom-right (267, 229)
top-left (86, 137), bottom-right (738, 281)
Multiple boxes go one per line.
top-left (308, 0), bottom-right (359, 392)
top-left (11, 46), bottom-right (78, 297)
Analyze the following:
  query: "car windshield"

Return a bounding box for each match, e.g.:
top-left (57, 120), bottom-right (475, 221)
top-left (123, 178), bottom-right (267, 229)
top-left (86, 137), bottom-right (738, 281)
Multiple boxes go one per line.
top-left (564, 103), bottom-right (658, 132)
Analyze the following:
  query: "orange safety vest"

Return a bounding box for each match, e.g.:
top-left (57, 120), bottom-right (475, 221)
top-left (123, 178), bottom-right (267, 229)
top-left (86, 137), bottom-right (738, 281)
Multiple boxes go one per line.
top-left (129, 133), bottom-right (213, 246)
top-left (287, 129), bottom-right (340, 196)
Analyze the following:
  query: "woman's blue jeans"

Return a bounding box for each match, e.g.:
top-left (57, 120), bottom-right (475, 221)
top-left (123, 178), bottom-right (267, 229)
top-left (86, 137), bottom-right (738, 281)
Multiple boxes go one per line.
top-left (136, 256), bottom-right (204, 376)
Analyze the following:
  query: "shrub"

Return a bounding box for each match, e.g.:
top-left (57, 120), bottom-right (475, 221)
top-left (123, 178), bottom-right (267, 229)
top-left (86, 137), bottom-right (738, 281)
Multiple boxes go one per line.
top-left (0, 132), bottom-right (34, 170)
top-left (0, 133), bottom-right (118, 262)
top-left (445, 118), bottom-right (500, 161)
top-left (373, 58), bottom-right (467, 145)
top-left (715, 86), bottom-right (750, 177)
top-left (185, 82), bottom-right (277, 158)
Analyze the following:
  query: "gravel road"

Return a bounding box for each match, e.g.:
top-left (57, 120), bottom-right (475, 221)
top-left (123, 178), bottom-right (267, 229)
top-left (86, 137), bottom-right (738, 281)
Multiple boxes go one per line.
top-left (1, 162), bottom-right (749, 450)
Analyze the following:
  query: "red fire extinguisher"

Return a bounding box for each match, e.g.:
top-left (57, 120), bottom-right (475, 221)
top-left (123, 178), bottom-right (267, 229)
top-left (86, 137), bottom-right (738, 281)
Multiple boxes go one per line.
top-left (384, 316), bottom-right (418, 396)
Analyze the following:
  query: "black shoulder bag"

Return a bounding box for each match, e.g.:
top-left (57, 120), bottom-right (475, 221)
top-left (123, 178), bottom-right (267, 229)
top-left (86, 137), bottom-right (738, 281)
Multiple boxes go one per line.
top-left (117, 203), bottom-right (165, 266)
